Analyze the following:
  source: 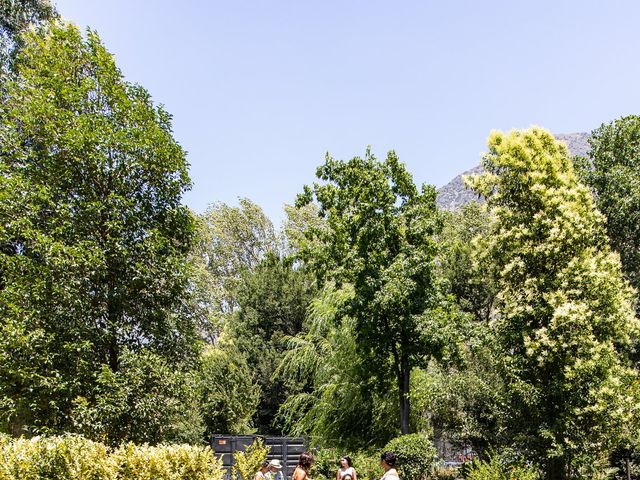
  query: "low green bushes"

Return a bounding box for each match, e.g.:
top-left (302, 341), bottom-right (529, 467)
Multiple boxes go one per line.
top-left (383, 433), bottom-right (438, 480)
top-left (460, 454), bottom-right (540, 480)
top-left (0, 434), bottom-right (223, 480)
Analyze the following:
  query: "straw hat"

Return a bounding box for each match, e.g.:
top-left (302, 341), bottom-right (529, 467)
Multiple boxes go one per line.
top-left (269, 460), bottom-right (283, 469)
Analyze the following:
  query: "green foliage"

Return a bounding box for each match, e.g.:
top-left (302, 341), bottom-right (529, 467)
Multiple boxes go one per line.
top-left (438, 202), bottom-right (496, 323)
top-left (467, 127), bottom-right (640, 477)
top-left (70, 351), bottom-right (204, 446)
top-left (0, 0), bottom-right (57, 71)
top-left (579, 115), bottom-right (640, 308)
top-left (411, 345), bottom-right (505, 454)
top-left (277, 284), bottom-right (398, 449)
top-left (198, 199), bottom-right (278, 316)
top-left (232, 438), bottom-right (270, 480)
top-left (198, 343), bottom-right (259, 435)
top-left (430, 467), bottom-right (457, 480)
top-left (297, 148), bottom-right (448, 434)
top-left (463, 454), bottom-right (540, 480)
top-left (384, 434), bottom-right (437, 480)
top-left (0, 22), bottom-right (199, 436)
top-left (0, 434), bottom-right (224, 480)
top-left (230, 253), bottom-right (315, 434)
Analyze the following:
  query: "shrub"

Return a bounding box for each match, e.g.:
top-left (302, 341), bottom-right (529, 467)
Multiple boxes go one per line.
top-left (232, 438), bottom-right (270, 480)
top-left (0, 434), bottom-right (115, 480)
top-left (0, 434), bottom-right (223, 480)
top-left (71, 351), bottom-right (205, 446)
top-left (383, 434), bottom-right (437, 480)
top-left (431, 467), bottom-right (458, 480)
top-left (463, 455), bottom-right (539, 480)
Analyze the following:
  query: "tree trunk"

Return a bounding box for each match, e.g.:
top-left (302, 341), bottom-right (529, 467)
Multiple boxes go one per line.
top-left (545, 457), bottom-right (565, 480)
top-left (626, 456), bottom-right (631, 480)
top-left (399, 354), bottom-right (410, 435)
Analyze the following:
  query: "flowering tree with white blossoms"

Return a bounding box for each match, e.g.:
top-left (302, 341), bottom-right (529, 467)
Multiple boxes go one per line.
top-left (468, 127), bottom-right (640, 480)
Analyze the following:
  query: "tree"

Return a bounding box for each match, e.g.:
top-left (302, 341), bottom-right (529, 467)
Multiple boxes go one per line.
top-left (277, 284), bottom-right (399, 448)
top-left (197, 199), bottom-right (278, 318)
top-left (578, 115), bottom-right (640, 309)
top-left (198, 343), bottom-right (259, 436)
top-left (296, 148), bottom-right (446, 434)
top-left (468, 127), bottom-right (640, 479)
top-left (438, 202), bottom-right (496, 323)
top-left (0, 22), bottom-right (198, 434)
top-left (0, 0), bottom-right (57, 71)
top-left (229, 253), bottom-right (314, 434)
top-left (71, 351), bottom-right (204, 446)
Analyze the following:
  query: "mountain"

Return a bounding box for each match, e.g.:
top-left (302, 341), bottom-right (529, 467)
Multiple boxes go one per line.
top-left (436, 132), bottom-right (591, 211)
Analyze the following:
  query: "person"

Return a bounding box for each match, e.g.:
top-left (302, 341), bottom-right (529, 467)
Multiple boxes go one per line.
top-left (336, 456), bottom-right (357, 480)
top-left (269, 459), bottom-right (285, 480)
top-left (255, 461), bottom-right (271, 480)
top-left (379, 452), bottom-right (399, 480)
top-left (292, 451), bottom-right (315, 480)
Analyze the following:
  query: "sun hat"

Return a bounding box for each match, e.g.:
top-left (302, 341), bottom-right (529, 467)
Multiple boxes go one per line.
top-left (269, 460), bottom-right (283, 469)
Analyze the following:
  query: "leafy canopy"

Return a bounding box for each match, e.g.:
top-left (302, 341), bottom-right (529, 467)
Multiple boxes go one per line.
top-left (468, 127), bottom-right (640, 478)
top-left (0, 21), bottom-right (198, 436)
top-left (297, 148), bottom-right (450, 434)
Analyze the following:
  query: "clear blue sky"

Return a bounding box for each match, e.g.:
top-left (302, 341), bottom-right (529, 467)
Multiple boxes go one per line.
top-left (54, 0), bottom-right (640, 223)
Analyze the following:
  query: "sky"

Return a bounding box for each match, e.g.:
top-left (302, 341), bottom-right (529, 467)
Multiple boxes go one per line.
top-left (54, 0), bottom-right (640, 224)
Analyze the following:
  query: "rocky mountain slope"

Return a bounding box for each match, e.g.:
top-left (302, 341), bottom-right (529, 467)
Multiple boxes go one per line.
top-left (436, 132), bottom-right (591, 211)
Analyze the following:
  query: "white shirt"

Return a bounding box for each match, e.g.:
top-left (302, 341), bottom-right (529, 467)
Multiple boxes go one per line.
top-left (381, 468), bottom-right (399, 480)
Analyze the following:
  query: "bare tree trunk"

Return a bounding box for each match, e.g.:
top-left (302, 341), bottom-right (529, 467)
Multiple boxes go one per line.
top-left (399, 354), bottom-right (410, 434)
top-left (627, 456), bottom-right (631, 480)
top-left (545, 457), bottom-right (565, 480)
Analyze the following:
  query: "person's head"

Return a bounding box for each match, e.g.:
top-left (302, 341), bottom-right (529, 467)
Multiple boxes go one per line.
top-left (380, 451), bottom-right (396, 470)
top-left (340, 456), bottom-right (352, 468)
top-left (343, 475), bottom-right (352, 480)
top-left (261, 461), bottom-right (270, 472)
top-left (270, 460), bottom-right (283, 472)
top-left (298, 451), bottom-right (315, 470)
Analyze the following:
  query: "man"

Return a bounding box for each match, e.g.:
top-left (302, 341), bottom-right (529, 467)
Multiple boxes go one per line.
top-left (269, 459), bottom-right (285, 480)
top-left (380, 452), bottom-right (400, 480)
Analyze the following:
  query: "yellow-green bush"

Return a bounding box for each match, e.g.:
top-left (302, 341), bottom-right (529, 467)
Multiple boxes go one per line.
top-left (0, 434), bottom-right (223, 480)
top-left (232, 438), bottom-right (270, 480)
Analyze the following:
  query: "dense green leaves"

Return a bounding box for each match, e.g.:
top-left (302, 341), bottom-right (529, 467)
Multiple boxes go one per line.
top-left (468, 127), bottom-right (640, 479)
top-left (296, 148), bottom-right (450, 434)
top-left (0, 22), bottom-right (199, 436)
top-left (0, 0), bottom-right (57, 72)
top-left (579, 115), bottom-right (640, 308)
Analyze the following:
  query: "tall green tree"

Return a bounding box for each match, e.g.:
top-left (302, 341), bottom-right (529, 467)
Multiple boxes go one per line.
top-left (229, 253), bottom-right (314, 434)
top-left (468, 127), bottom-right (640, 479)
top-left (198, 343), bottom-right (259, 436)
top-left (578, 115), bottom-right (640, 308)
top-left (438, 202), bottom-right (496, 323)
top-left (0, 22), bottom-right (198, 435)
top-left (277, 284), bottom-right (398, 448)
top-left (296, 148), bottom-right (446, 434)
top-left (198, 199), bottom-right (278, 319)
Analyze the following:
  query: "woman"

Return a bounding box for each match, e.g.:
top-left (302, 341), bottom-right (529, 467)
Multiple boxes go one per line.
top-left (336, 456), bottom-right (357, 480)
top-left (255, 461), bottom-right (271, 480)
top-left (292, 451), bottom-right (315, 480)
top-left (379, 452), bottom-right (399, 480)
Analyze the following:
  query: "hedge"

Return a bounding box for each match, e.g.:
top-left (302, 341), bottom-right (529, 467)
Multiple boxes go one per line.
top-left (0, 434), bottom-right (223, 480)
top-left (383, 433), bottom-right (437, 480)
